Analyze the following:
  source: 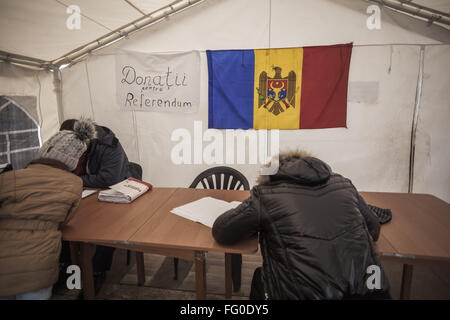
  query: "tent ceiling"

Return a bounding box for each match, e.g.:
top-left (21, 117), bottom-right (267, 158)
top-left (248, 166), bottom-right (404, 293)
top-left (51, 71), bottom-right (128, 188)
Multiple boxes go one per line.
top-left (0, 0), bottom-right (174, 61)
top-left (0, 0), bottom-right (449, 64)
top-left (414, 0), bottom-right (450, 11)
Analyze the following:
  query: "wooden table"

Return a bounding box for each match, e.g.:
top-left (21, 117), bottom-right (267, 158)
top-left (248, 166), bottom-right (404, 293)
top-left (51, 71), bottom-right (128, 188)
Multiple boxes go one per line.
top-left (361, 192), bottom-right (450, 299)
top-left (63, 189), bottom-right (450, 300)
top-left (62, 187), bottom-right (257, 300)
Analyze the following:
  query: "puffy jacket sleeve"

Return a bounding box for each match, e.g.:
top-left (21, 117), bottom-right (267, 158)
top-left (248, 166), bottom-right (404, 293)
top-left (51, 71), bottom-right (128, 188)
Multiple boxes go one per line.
top-left (212, 188), bottom-right (260, 245)
top-left (356, 192), bottom-right (380, 241)
top-left (81, 145), bottom-right (127, 188)
top-left (61, 198), bottom-right (81, 227)
top-left (61, 177), bottom-right (83, 227)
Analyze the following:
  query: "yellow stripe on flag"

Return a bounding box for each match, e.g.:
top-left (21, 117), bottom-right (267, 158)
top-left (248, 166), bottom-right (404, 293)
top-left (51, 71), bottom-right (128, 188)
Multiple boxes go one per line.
top-left (253, 48), bottom-right (303, 129)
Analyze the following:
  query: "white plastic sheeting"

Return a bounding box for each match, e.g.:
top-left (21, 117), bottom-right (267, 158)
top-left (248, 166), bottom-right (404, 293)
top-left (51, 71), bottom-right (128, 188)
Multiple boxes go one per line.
top-left (0, 0), bottom-right (143, 61)
top-left (413, 45), bottom-right (450, 202)
top-left (58, 0), bottom-right (450, 203)
top-left (1, 0), bottom-right (448, 201)
top-left (1, 0), bottom-right (450, 62)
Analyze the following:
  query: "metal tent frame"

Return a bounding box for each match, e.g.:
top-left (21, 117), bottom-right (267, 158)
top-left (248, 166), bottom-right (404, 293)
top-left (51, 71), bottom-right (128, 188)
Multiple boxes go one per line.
top-left (0, 0), bottom-right (205, 71)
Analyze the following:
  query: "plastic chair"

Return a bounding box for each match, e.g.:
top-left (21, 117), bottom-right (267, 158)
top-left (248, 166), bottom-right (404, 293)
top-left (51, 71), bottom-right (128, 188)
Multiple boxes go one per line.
top-left (188, 166), bottom-right (250, 190)
top-left (127, 162), bottom-right (143, 265)
top-left (173, 166), bottom-right (250, 292)
top-left (129, 162), bottom-right (143, 180)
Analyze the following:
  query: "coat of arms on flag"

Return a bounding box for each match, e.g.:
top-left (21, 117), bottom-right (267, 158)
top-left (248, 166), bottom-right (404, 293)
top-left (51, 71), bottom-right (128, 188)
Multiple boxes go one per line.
top-left (257, 66), bottom-right (296, 116)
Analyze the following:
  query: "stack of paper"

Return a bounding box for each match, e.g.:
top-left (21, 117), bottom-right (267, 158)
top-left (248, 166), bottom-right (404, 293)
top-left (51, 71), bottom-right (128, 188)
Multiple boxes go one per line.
top-left (98, 189), bottom-right (131, 203)
top-left (171, 197), bottom-right (242, 228)
top-left (98, 178), bottom-right (152, 203)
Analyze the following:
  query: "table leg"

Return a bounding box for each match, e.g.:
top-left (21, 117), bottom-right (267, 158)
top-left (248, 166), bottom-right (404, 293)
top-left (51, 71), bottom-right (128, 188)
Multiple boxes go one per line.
top-left (400, 264), bottom-right (414, 300)
top-left (225, 253), bottom-right (232, 299)
top-left (79, 242), bottom-right (95, 300)
top-left (136, 251), bottom-right (146, 286)
top-left (195, 251), bottom-right (207, 300)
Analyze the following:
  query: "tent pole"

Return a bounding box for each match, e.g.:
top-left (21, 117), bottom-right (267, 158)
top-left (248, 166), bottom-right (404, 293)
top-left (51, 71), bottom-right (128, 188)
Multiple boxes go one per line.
top-left (367, 0), bottom-right (450, 29)
top-left (408, 46), bottom-right (425, 193)
top-left (0, 50), bottom-right (50, 70)
top-left (52, 0), bottom-right (205, 68)
top-left (52, 68), bottom-right (65, 126)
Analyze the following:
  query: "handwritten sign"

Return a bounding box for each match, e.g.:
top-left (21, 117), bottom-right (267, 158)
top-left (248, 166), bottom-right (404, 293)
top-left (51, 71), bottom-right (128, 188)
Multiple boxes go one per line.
top-left (115, 50), bottom-right (200, 113)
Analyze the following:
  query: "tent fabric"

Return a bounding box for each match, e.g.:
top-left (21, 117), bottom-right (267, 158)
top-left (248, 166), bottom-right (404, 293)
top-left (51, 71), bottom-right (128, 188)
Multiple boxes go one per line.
top-left (0, 0), bottom-right (176, 61)
top-left (1, 0), bottom-right (449, 62)
top-left (0, 0), bottom-right (449, 203)
top-left (59, 0), bottom-right (450, 204)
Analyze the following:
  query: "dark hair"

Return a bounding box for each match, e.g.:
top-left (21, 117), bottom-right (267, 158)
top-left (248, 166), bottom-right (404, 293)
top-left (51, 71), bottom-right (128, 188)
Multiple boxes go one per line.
top-left (60, 119), bottom-right (76, 131)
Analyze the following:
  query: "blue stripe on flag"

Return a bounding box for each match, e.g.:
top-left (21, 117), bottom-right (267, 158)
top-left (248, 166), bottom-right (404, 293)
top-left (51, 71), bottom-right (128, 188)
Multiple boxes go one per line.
top-left (207, 50), bottom-right (254, 129)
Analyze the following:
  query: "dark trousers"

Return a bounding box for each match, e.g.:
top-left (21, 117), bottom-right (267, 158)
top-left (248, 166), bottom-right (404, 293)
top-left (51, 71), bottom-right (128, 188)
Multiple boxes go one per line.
top-left (249, 267), bottom-right (266, 300)
top-left (60, 241), bottom-right (115, 274)
top-left (248, 266), bottom-right (391, 300)
top-left (92, 246), bottom-right (115, 273)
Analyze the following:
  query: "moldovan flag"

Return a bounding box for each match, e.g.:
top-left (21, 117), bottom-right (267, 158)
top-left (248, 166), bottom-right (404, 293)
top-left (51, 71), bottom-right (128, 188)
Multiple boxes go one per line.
top-left (207, 43), bottom-right (352, 129)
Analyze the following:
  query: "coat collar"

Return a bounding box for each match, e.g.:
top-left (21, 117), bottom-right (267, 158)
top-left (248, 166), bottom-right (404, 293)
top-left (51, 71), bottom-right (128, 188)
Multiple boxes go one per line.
top-left (28, 158), bottom-right (71, 172)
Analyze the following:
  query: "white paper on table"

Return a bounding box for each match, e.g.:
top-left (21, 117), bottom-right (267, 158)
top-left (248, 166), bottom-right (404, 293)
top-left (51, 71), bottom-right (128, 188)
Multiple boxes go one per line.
top-left (82, 189), bottom-right (97, 199)
top-left (170, 197), bottom-right (242, 228)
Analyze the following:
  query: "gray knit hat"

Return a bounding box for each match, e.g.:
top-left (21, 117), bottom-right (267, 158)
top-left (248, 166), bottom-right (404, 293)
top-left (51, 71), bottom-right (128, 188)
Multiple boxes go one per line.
top-left (38, 119), bottom-right (96, 171)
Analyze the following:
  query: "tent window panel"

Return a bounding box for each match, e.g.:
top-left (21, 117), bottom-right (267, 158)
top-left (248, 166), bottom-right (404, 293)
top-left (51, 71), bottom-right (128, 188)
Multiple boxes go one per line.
top-left (0, 103), bottom-right (38, 131)
top-left (0, 154), bottom-right (7, 165)
top-left (0, 96), bottom-right (8, 106)
top-left (0, 134), bottom-right (6, 151)
top-left (9, 131), bottom-right (40, 151)
top-left (11, 149), bottom-right (39, 170)
top-left (0, 96), bottom-right (41, 170)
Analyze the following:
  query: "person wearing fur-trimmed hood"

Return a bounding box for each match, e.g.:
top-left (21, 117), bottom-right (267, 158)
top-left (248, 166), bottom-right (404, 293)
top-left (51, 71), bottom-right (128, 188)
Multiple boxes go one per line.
top-left (212, 150), bottom-right (391, 300)
top-left (59, 118), bottom-right (133, 188)
top-left (0, 120), bottom-right (94, 299)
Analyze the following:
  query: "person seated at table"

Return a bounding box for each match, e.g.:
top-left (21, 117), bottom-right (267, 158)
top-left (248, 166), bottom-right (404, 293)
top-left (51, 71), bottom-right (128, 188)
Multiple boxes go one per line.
top-left (59, 118), bottom-right (134, 188)
top-left (59, 118), bottom-right (137, 293)
top-left (0, 122), bottom-right (94, 300)
top-left (212, 150), bottom-right (391, 300)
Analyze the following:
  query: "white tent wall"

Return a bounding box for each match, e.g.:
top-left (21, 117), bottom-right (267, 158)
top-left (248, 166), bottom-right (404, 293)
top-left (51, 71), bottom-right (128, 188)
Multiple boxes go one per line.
top-left (0, 62), bottom-right (59, 142)
top-left (413, 45), bottom-right (450, 202)
top-left (60, 0), bottom-right (450, 201)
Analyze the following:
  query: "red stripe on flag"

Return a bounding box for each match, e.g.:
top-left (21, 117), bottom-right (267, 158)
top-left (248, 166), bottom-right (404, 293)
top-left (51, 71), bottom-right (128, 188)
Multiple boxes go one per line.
top-left (300, 43), bottom-right (352, 129)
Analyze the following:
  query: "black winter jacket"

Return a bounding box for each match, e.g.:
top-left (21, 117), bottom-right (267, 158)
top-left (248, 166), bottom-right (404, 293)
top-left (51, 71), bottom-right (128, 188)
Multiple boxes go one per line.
top-left (81, 126), bottom-right (131, 188)
top-left (212, 155), bottom-right (390, 299)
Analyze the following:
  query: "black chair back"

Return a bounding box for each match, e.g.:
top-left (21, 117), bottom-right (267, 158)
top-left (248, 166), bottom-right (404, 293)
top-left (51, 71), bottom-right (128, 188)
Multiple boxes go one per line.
top-left (129, 162), bottom-right (143, 180)
top-left (189, 166), bottom-right (250, 190)
top-left (173, 166), bottom-right (249, 290)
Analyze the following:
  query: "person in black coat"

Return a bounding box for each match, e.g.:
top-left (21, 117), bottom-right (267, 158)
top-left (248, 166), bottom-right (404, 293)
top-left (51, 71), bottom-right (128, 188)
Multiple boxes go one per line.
top-left (59, 118), bottom-right (137, 294)
top-left (212, 150), bottom-right (390, 300)
top-left (60, 119), bottom-right (132, 187)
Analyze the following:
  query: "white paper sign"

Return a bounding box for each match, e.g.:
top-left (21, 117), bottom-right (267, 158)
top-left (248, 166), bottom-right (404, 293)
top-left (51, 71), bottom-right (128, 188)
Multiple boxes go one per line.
top-left (115, 50), bottom-right (200, 113)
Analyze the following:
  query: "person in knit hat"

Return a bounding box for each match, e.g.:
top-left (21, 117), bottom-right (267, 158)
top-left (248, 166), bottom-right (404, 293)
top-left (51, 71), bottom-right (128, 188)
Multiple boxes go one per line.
top-left (59, 117), bottom-right (136, 294)
top-left (0, 120), bottom-right (95, 300)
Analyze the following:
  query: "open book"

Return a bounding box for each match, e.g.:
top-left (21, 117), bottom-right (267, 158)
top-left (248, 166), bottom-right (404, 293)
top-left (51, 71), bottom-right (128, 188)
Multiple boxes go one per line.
top-left (98, 178), bottom-right (152, 203)
top-left (170, 197), bottom-right (241, 228)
